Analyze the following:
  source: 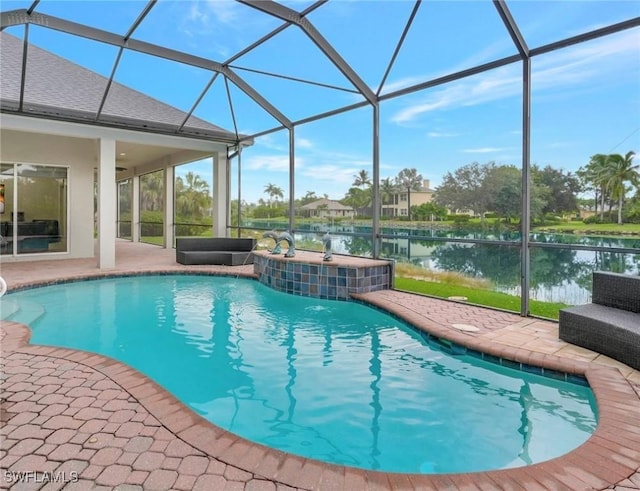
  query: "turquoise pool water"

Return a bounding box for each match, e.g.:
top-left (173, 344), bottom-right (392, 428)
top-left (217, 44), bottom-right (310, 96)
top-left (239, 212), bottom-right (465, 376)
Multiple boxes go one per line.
top-left (2, 275), bottom-right (597, 474)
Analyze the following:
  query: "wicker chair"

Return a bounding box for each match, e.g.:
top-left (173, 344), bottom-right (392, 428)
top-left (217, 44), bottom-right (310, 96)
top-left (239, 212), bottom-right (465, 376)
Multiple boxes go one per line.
top-left (559, 271), bottom-right (640, 370)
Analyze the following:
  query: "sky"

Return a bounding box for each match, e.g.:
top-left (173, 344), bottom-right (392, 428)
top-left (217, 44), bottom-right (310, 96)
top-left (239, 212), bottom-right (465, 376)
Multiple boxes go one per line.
top-left (2, 0), bottom-right (639, 204)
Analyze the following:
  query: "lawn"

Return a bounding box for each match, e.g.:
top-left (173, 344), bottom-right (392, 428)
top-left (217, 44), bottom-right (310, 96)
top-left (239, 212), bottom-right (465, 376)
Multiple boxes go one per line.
top-left (394, 277), bottom-right (568, 320)
top-left (533, 221), bottom-right (640, 235)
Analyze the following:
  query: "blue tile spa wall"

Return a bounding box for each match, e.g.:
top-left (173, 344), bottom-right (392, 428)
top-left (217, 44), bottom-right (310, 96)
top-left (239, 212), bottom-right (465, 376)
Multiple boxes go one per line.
top-left (253, 255), bottom-right (392, 300)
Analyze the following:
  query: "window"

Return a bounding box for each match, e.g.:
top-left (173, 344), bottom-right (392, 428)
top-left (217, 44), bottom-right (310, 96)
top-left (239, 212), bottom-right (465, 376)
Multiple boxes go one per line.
top-left (400, 193), bottom-right (407, 202)
top-left (1, 163), bottom-right (68, 255)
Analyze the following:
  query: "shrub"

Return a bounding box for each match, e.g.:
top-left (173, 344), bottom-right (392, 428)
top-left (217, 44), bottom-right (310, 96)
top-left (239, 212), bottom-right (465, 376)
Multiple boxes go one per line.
top-left (451, 214), bottom-right (471, 223)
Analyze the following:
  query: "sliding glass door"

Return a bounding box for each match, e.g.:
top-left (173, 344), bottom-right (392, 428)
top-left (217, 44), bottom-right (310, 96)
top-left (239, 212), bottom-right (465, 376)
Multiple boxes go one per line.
top-left (0, 163), bottom-right (68, 255)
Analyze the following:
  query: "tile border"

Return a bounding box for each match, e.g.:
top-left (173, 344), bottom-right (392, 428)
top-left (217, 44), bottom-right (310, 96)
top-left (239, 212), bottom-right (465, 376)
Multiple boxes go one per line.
top-left (2, 272), bottom-right (639, 490)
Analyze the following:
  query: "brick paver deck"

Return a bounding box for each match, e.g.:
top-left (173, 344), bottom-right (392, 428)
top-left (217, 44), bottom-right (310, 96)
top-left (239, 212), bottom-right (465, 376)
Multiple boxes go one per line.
top-left (1, 240), bottom-right (639, 490)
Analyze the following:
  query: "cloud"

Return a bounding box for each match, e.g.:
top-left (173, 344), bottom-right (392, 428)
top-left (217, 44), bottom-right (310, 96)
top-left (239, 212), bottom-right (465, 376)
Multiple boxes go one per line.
top-left (244, 154), bottom-right (292, 172)
top-left (296, 137), bottom-right (313, 149)
top-left (203, 0), bottom-right (239, 24)
top-left (389, 29), bottom-right (638, 124)
top-left (255, 134), bottom-right (288, 152)
top-left (298, 163), bottom-right (365, 187)
top-left (428, 131), bottom-right (458, 138)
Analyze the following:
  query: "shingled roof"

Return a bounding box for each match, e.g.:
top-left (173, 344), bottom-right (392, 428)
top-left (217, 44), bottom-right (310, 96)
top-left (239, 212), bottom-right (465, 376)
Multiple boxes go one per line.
top-left (0, 32), bottom-right (240, 143)
top-left (300, 198), bottom-right (354, 211)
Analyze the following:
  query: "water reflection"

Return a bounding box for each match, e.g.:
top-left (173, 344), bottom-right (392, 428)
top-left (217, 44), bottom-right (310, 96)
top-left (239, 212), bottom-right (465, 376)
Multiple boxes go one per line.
top-left (286, 229), bottom-right (639, 305)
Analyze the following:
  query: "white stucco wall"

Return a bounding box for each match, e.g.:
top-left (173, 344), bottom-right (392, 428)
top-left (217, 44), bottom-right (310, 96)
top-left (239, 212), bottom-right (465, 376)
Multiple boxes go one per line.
top-left (0, 114), bottom-right (232, 266)
top-left (0, 129), bottom-right (96, 260)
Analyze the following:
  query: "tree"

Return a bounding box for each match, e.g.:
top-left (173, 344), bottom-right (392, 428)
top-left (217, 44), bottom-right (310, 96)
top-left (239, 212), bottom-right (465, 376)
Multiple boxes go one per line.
top-left (578, 154), bottom-right (611, 220)
top-left (263, 183), bottom-right (284, 207)
top-left (342, 186), bottom-right (371, 217)
top-left (175, 171), bottom-right (210, 218)
top-left (352, 169), bottom-right (372, 189)
top-left (604, 151), bottom-right (638, 224)
top-left (411, 202), bottom-right (448, 221)
top-left (489, 166), bottom-right (521, 223)
top-left (433, 162), bottom-right (494, 219)
top-left (532, 165), bottom-right (580, 216)
top-left (578, 151), bottom-right (639, 223)
top-left (298, 190), bottom-right (319, 206)
top-left (394, 168), bottom-right (423, 221)
top-left (140, 170), bottom-right (164, 211)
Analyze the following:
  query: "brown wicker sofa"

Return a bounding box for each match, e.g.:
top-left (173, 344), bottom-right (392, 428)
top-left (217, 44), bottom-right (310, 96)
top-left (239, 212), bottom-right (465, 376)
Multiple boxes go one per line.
top-left (559, 271), bottom-right (640, 370)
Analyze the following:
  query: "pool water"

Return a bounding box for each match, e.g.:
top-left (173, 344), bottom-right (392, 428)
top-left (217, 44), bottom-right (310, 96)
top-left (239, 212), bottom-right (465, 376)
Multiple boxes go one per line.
top-left (2, 275), bottom-right (597, 474)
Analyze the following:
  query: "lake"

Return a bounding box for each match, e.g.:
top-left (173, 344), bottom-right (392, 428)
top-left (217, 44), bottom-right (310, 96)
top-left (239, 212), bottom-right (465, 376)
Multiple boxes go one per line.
top-left (245, 221), bottom-right (640, 306)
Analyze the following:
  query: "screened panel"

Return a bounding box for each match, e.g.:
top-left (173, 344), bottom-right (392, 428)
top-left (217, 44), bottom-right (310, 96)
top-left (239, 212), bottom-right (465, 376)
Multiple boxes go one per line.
top-left (529, 29), bottom-right (640, 233)
top-left (379, 65), bottom-right (524, 233)
top-left (117, 178), bottom-right (133, 240)
top-left (239, 131), bottom-right (290, 231)
top-left (528, 246), bottom-right (640, 317)
top-left (139, 170), bottom-right (164, 246)
top-left (32, 0), bottom-right (143, 33)
top-left (380, 1), bottom-right (518, 95)
top-left (509, 1), bottom-right (640, 49)
top-left (174, 159), bottom-right (214, 239)
top-left (388, 241), bottom-right (523, 314)
top-left (295, 106), bottom-right (374, 236)
top-left (307, 1), bottom-right (418, 90)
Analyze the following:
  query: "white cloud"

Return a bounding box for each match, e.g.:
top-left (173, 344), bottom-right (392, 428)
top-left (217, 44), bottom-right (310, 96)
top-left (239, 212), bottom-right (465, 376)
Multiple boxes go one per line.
top-left (203, 0), bottom-right (239, 24)
top-left (428, 131), bottom-right (458, 138)
top-left (296, 137), bottom-right (314, 149)
top-left (389, 30), bottom-right (639, 124)
top-left (298, 164), bottom-right (363, 187)
top-left (244, 154), bottom-right (291, 172)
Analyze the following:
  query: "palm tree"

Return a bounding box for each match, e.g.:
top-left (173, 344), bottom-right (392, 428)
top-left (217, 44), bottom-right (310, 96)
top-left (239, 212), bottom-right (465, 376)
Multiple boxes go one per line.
top-left (140, 170), bottom-right (164, 211)
top-left (342, 187), bottom-right (371, 217)
top-left (380, 177), bottom-right (398, 217)
top-left (352, 169), bottom-right (372, 189)
top-left (580, 154), bottom-right (611, 220)
top-left (175, 171), bottom-right (211, 218)
top-left (604, 151), bottom-right (638, 224)
top-left (264, 183), bottom-right (284, 207)
top-left (395, 168), bottom-right (423, 221)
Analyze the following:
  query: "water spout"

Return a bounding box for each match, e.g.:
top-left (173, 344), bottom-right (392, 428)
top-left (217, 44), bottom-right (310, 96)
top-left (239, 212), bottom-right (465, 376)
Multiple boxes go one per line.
top-left (277, 231), bottom-right (296, 258)
top-left (262, 231), bottom-right (282, 254)
top-left (322, 232), bottom-right (333, 262)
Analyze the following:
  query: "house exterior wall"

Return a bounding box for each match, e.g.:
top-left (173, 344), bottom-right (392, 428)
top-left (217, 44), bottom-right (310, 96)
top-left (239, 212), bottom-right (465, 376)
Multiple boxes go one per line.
top-left (0, 129), bottom-right (96, 260)
top-left (304, 208), bottom-right (354, 219)
top-left (1, 115), bottom-right (228, 266)
top-left (383, 189), bottom-right (434, 217)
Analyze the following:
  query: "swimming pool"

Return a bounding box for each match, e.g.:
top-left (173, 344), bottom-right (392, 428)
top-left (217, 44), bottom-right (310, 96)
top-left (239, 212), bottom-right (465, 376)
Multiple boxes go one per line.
top-left (2, 274), bottom-right (597, 474)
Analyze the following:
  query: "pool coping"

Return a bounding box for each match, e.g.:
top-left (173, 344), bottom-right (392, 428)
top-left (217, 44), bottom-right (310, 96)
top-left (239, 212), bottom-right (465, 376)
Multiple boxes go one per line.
top-left (2, 271), bottom-right (640, 490)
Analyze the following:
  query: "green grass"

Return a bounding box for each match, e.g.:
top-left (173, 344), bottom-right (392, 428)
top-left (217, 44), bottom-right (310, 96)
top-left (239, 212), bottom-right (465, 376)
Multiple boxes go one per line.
top-left (533, 222), bottom-right (640, 235)
top-left (394, 277), bottom-right (568, 320)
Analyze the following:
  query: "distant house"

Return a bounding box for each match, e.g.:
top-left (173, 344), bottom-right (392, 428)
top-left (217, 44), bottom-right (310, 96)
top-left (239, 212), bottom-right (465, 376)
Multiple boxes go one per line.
top-left (299, 198), bottom-right (355, 219)
top-left (382, 179), bottom-right (435, 217)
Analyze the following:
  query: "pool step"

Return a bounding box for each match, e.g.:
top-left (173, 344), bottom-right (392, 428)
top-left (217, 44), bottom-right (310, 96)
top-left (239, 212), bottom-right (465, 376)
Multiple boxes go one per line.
top-left (1, 299), bottom-right (46, 326)
top-left (0, 298), bottom-right (21, 319)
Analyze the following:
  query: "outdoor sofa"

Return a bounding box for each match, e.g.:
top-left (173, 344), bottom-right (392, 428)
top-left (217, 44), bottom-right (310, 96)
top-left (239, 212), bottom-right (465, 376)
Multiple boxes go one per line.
top-left (559, 271), bottom-right (640, 370)
top-left (175, 237), bottom-right (256, 266)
